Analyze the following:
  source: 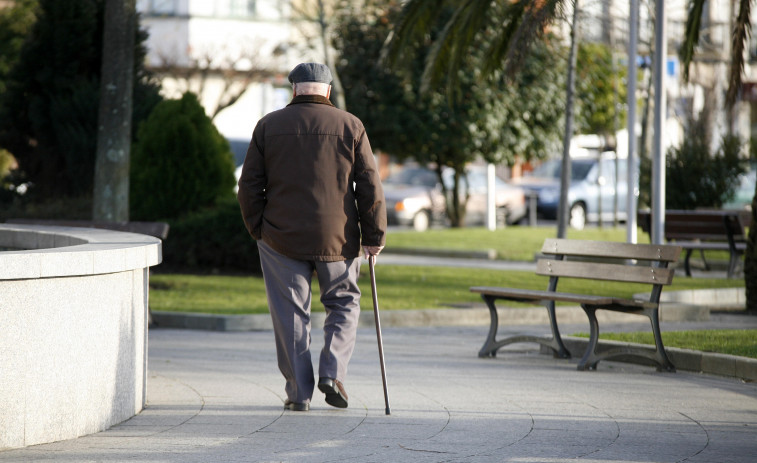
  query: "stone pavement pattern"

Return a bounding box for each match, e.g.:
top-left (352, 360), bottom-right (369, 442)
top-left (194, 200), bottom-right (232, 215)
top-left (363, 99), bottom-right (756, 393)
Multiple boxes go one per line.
top-left (2, 325), bottom-right (756, 463)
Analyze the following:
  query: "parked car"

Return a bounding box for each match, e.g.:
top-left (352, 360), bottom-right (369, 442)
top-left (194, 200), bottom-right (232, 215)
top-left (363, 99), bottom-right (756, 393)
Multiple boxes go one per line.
top-left (383, 165), bottom-right (527, 231)
top-left (513, 154), bottom-right (635, 230)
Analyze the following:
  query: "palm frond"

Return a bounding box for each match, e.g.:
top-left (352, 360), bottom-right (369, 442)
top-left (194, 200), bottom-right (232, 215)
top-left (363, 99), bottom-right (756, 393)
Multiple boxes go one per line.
top-left (679, 0), bottom-right (706, 82)
top-left (727, 0), bottom-right (751, 108)
top-left (482, 0), bottom-right (529, 78)
top-left (420, 0), bottom-right (493, 94)
top-left (495, 0), bottom-right (565, 77)
top-left (380, 0), bottom-right (445, 69)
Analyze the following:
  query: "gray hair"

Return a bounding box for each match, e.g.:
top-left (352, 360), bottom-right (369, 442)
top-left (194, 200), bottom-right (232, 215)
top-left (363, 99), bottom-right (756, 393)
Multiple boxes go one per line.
top-left (293, 81), bottom-right (330, 97)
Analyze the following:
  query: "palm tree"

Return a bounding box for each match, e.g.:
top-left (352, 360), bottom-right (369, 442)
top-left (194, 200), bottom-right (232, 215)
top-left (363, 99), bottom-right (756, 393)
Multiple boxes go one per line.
top-left (381, 0), bottom-right (580, 237)
top-left (680, 0), bottom-right (757, 313)
top-left (680, 0), bottom-right (750, 111)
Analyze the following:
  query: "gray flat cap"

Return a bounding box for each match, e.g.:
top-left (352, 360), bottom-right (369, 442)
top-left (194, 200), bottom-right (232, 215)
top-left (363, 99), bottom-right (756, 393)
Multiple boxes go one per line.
top-left (288, 62), bottom-right (333, 84)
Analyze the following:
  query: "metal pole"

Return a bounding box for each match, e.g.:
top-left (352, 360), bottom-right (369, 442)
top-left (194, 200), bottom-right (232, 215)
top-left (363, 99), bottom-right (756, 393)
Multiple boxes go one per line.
top-left (368, 255), bottom-right (390, 415)
top-left (557, 0), bottom-right (580, 238)
top-left (627, 0), bottom-right (639, 244)
top-left (652, 0), bottom-right (667, 245)
top-left (486, 163), bottom-right (496, 231)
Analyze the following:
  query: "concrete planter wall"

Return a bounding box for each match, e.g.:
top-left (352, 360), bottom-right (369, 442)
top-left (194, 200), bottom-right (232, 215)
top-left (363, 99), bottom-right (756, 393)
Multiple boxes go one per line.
top-left (0, 224), bottom-right (162, 450)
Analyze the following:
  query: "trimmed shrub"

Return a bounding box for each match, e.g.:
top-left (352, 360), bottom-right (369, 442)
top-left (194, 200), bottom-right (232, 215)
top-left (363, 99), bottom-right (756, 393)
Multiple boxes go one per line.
top-left (665, 132), bottom-right (746, 210)
top-left (161, 197), bottom-right (260, 274)
top-left (130, 92), bottom-right (236, 221)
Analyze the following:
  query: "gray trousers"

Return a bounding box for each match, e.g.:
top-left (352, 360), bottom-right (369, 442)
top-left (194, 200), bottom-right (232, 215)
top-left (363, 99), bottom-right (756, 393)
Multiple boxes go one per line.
top-left (257, 241), bottom-right (361, 403)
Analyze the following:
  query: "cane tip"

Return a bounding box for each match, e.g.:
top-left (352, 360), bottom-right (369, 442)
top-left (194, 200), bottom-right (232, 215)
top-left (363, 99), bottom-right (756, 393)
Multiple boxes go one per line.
top-left (385, 407), bottom-right (391, 415)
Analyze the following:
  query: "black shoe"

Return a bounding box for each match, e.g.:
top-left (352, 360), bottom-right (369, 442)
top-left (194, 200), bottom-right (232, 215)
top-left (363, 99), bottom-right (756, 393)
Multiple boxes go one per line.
top-left (318, 377), bottom-right (348, 409)
top-left (284, 399), bottom-right (309, 412)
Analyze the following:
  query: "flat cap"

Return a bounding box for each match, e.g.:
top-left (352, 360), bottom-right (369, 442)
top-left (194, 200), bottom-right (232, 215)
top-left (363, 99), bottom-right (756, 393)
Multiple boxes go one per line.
top-left (288, 62), bottom-right (333, 84)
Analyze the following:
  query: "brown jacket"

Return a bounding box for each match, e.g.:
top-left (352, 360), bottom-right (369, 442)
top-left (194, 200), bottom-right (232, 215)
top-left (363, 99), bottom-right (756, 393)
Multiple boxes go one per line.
top-left (237, 95), bottom-right (387, 261)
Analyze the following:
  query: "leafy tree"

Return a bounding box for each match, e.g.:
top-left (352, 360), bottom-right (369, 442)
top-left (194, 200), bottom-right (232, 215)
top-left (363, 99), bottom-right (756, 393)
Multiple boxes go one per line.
top-left (0, 149), bottom-right (16, 189)
top-left (130, 92), bottom-right (236, 221)
top-left (575, 42), bottom-right (627, 138)
top-left (335, 1), bottom-right (565, 226)
top-left (0, 0), bottom-right (38, 97)
top-left (382, 0), bottom-right (581, 237)
top-left (0, 0), bottom-right (161, 200)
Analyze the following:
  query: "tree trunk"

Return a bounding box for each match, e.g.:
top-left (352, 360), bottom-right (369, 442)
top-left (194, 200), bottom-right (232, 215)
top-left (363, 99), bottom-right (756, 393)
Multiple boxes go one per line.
top-left (557, 0), bottom-right (580, 238)
top-left (317, 0), bottom-right (346, 109)
top-left (746, 185), bottom-right (757, 313)
top-left (435, 165), bottom-right (467, 228)
top-left (93, 0), bottom-right (135, 222)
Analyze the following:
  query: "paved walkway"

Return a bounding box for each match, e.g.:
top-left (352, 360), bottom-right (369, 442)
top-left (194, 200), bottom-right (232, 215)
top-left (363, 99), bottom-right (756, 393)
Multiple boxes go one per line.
top-left (3, 320), bottom-right (756, 462)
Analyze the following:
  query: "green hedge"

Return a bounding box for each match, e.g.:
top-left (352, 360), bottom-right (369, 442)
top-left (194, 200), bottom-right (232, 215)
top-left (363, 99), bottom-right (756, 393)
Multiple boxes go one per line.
top-left (130, 92), bottom-right (236, 221)
top-left (161, 197), bottom-right (260, 274)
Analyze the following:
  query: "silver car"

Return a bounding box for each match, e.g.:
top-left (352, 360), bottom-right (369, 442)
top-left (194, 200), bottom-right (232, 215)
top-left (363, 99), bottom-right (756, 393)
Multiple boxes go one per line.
top-left (513, 155), bottom-right (635, 229)
top-left (383, 165), bottom-right (527, 231)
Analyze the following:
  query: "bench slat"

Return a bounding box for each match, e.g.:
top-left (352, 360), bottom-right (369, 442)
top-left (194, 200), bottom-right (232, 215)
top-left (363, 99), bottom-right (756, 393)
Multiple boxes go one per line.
top-left (471, 238), bottom-right (681, 371)
top-left (469, 286), bottom-right (655, 309)
top-left (535, 259), bottom-right (676, 285)
top-left (541, 238), bottom-right (681, 262)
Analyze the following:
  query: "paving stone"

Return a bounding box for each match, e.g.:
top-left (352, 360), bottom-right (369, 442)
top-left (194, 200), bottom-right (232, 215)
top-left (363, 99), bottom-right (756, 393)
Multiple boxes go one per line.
top-left (1, 326), bottom-right (756, 463)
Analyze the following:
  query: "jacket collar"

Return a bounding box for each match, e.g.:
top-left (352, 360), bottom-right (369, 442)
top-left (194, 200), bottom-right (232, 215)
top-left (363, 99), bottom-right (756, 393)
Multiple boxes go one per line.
top-left (288, 94), bottom-right (334, 107)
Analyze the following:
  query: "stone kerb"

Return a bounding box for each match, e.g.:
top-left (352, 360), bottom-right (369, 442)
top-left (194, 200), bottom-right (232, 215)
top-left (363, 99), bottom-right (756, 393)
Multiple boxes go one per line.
top-left (0, 224), bottom-right (162, 450)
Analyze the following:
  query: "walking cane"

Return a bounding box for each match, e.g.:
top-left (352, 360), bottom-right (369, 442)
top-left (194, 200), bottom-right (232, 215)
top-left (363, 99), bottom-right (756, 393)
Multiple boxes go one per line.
top-left (368, 254), bottom-right (391, 415)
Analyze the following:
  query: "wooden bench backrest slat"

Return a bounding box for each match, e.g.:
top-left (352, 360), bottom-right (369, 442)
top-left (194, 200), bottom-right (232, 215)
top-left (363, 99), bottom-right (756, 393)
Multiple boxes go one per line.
top-left (637, 210), bottom-right (747, 242)
top-left (535, 259), bottom-right (676, 285)
top-left (541, 238), bottom-right (681, 262)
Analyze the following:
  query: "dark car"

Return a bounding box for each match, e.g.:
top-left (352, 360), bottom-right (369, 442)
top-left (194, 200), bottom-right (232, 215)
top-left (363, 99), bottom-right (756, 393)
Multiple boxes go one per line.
top-left (383, 165), bottom-right (527, 231)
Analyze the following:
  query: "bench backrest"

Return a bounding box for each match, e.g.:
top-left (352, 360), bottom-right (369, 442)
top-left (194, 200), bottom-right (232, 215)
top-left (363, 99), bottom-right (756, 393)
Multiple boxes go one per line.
top-left (637, 210), bottom-right (747, 243)
top-left (537, 239), bottom-right (681, 301)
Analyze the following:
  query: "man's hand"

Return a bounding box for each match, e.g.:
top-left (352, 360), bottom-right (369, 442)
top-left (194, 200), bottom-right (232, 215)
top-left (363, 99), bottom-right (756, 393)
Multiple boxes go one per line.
top-left (363, 245), bottom-right (384, 259)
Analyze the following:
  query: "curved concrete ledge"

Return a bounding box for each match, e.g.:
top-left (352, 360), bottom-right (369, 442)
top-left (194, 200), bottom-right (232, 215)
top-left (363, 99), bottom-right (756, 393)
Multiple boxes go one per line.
top-left (0, 224), bottom-right (162, 450)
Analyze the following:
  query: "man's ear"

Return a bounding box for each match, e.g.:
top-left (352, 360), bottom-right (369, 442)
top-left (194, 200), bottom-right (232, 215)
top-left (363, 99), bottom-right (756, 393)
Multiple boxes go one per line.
top-left (326, 85), bottom-right (332, 99)
top-left (292, 84), bottom-right (297, 97)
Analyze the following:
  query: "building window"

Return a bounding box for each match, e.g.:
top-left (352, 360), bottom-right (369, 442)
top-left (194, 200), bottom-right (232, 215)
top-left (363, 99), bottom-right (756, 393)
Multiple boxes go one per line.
top-left (150, 0), bottom-right (175, 15)
top-left (213, 0), bottom-right (257, 18)
top-left (230, 0), bottom-right (256, 17)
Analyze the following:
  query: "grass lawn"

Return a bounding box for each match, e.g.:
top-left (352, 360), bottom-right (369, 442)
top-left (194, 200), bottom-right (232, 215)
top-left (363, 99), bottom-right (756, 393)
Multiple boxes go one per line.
top-left (149, 265), bottom-right (745, 315)
top-left (149, 225), bottom-right (751, 359)
top-left (575, 330), bottom-right (757, 359)
top-left (387, 226), bottom-right (647, 261)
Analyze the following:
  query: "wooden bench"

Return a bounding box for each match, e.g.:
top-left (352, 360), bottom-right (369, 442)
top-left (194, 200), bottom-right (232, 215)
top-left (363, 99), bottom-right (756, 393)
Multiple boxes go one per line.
top-left (470, 239), bottom-right (682, 372)
top-left (5, 218), bottom-right (170, 240)
top-left (637, 210), bottom-right (748, 278)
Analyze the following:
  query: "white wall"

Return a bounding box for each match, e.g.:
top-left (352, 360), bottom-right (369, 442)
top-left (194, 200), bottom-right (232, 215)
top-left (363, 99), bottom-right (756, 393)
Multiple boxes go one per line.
top-left (0, 226), bottom-right (161, 449)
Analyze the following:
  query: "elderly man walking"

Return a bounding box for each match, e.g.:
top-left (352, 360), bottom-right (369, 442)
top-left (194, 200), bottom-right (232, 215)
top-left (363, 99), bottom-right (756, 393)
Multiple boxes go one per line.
top-left (237, 63), bottom-right (387, 412)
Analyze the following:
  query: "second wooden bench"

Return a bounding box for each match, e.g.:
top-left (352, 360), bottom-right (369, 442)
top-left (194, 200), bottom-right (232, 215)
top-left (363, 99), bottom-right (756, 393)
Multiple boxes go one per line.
top-left (637, 209), bottom-right (748, 278)
top-left (470, 238), bottom-right (682, 372)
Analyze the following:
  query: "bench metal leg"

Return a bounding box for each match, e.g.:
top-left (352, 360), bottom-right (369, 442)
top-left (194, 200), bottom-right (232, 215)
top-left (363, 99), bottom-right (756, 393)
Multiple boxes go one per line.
top-left (648, 307), bottom-right (676, 372)
top-left (577, 306), bottom-right (601, 371)
top-left (478, 295), bottom-right (570, 359)
top-left (683, 249), bottom-right (692, 276)
top-left (727, 251), bottom-right (744, 278)
top-left (577, 305), bottom-right (676, 372)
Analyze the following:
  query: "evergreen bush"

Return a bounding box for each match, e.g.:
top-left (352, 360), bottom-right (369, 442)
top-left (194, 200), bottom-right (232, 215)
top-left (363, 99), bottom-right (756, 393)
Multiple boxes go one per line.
top-left (665, 119), bottom-right (746, 210)
top-left (161, 197), bottom-right (260, 274)
top-left (130, 92), bottom-right (236, 221)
